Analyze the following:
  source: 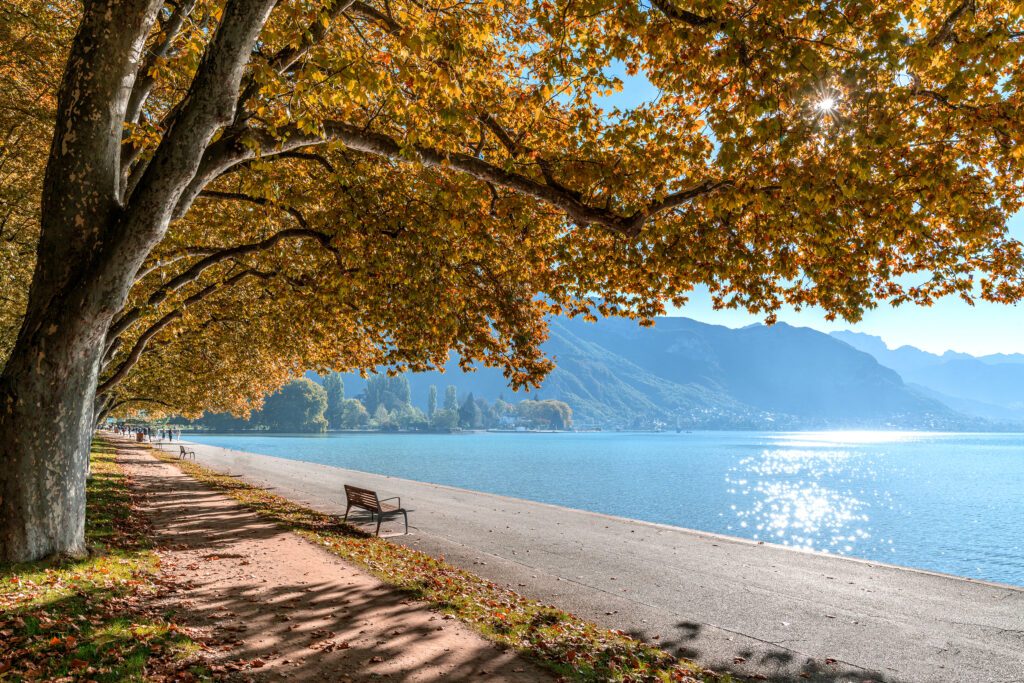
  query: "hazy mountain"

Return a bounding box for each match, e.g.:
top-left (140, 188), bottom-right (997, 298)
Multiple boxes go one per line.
top-left (330, 317), bottom-right (971, 429)
top-left (831, 331), bottom-right (1024, 422)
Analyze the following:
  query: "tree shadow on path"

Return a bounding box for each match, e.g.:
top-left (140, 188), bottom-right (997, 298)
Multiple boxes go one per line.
top-left (118, 444), bottom-right (547, 682)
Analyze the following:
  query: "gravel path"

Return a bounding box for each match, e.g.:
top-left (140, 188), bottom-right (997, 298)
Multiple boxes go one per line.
top-left (117, 441), bottom-right (549, 681)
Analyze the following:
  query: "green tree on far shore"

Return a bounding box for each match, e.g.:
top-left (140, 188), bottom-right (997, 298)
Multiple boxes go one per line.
top-left (372, 405), bottom-right (396, 431)
top-left (323, 373), bottom-right (345, 429)
top-left (444, 386), bottom-right (459, 412)
top-left (427, 385), bottom-right (437, 421)
top-left (339, 399), bottom-right (369, 429)
top-left (198, 412), bottom-right (251, 432)
top-left (517, 400), bottom-right (573, 430)
top-left (260, 379), bottom-right (328, 433)
top-left (364, 375), bottom-right (412, 414)
top-left (459, 393), bottom-right (482, 429)
top-left (430, 408), bottom-right (459, 431)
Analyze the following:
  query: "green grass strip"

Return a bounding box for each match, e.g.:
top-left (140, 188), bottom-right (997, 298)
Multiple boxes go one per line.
top-left (1, 439), bottom-right (207, 682)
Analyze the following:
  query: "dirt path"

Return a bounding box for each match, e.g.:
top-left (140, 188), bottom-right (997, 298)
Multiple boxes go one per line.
top-left (116, 441), bottom-right (549, 681)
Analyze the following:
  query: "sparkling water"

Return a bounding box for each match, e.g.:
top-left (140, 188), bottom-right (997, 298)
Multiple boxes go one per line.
top-left (184, 430), bottom-right (1024, 586)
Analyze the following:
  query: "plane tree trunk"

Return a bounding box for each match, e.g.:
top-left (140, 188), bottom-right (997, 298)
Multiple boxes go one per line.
top-left (0, 274), bottom-right (119, 560)
top-left (0, 0), bottom-right (276, 563)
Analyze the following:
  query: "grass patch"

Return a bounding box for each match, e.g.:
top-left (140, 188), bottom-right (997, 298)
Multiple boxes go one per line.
top-left (1, 439), bottom-right (208, 682)
top-left (153, 448), bottom-right (732, 683)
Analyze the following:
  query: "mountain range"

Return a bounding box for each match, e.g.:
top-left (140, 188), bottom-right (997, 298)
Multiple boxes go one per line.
top-left (831, 331), bottom-right (1024, 423)
top-left (333, 316), bottom-right (1014, 430)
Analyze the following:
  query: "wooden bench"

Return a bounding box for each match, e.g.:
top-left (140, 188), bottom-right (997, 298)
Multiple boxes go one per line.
top-left (179, 445), bottom-right (196, 460)
top-left (343, 484), bottom-right (408, 536)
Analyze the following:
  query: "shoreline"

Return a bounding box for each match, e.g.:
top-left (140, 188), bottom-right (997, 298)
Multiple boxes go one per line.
top-left (175, 427), bottom-right (1024, 435)
top-left (170, 436), bottom-right (1020, 592)
top-left (150, 435), bottom-right (1024, 682)
top-left (172, 430), bottom-right (1024, 589)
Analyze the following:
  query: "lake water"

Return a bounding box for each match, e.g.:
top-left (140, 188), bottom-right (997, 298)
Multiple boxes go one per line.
top-left (184, 430), bottom-right (1024, 586)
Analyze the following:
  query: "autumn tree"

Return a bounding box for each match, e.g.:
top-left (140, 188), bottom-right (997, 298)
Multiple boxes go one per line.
top-left (2, 0), bottom-right (1024, 561)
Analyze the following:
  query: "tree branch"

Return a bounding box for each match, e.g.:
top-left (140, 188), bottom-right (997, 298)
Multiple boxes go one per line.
top-left (98, 269), bottom-right (272, 395)
top-left (105, 396), bottom-right (179, 414)
top-left (276, 151), bottom-right (337, 173)
top-left (120, 1), bottom-right (200, 196)
top-left (125, 0), bottom-right (199, 127)
top-left (112, 0), bottom-right (278, 283)
top-left (173, 118), bottom-right (733, 237)
top-left (648, 0), bottom-right (716, 27)
top-left (318, 121), bottom-right (729, 235)
top-left (347, 1), bottom-right (402, 33)
top-left (929, 0), bottom-right (974, 47)
top-left (269, 0), bottom-right (357, 74)
top-left (109, 221), bottom-right (336, 343)
top-left (197, 190), bottom-right (315, 230)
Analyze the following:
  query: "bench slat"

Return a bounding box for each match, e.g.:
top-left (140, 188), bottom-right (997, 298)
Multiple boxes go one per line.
top-left (345, 485), bottom-right (384, 512)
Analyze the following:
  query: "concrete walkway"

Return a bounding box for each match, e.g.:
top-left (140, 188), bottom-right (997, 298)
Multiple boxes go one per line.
top-left (157, 439), bottom-right (1024, 683)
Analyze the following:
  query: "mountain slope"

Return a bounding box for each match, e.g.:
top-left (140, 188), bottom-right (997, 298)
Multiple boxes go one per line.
top-left (331, 317), bottom-right (968, 429)
top-left (831, 331), bottom-right (1024, 421)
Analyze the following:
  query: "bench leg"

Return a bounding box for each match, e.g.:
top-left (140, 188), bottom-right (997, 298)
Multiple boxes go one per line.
top-left (343, 504), bottom-right (351, 523)
top-left (402, 510), bottom-right (408, 535)
top-left (375, 515), bottom-right (383, 537)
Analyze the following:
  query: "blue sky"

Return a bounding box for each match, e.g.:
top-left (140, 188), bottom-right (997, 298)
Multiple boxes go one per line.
top-left (669, 213), bottom-right (1024, 357)
top-left (602, 68), bottom-right (1024, 356)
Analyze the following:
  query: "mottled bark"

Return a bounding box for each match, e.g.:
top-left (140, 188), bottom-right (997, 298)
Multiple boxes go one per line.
top-left (0, 0), bottom-right (277, 562)
top-left (0, 315), bottom-right (110, 561)
top-left (0, 0), bottom-right (162, 563)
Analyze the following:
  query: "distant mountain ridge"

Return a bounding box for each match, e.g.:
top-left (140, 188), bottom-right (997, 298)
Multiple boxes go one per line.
top-left (329, 316), bottom-right (986, 430)
top-left (830, 331), bottom-right (1024, 422)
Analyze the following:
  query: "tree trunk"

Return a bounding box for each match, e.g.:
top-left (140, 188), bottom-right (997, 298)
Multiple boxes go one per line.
top-left (0, 304), bottom-right (109, 562)
top-left (0, 0), bottom-right (162, 563)
top-left (0, 0), bottom-right (278, 563)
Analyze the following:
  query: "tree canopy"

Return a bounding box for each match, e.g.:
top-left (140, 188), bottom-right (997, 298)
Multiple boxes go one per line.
top-left (1, 0), bottom-right (1023, 424)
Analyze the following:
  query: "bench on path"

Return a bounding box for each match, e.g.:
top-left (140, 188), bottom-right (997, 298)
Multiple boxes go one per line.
top-left (343, 484), bottom-right (408, 536)
top-left (179, 445), bottom-right (196, 460)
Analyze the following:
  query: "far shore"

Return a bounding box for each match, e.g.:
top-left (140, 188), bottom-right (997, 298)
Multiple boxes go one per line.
top-left (172, 426), bottom-right (1024, 435)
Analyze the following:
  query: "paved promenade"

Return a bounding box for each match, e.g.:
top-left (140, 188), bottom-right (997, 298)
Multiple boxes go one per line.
top-left (159, 440), bottom-right (1024, 683)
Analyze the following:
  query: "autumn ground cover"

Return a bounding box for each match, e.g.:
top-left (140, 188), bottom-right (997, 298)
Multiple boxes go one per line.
top-left (151, 446), bottom-right (734, 683)
top-left (0, 440), bottom-right (207, 681)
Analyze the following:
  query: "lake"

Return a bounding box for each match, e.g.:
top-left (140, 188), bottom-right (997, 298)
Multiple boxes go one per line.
top-left (183, 430), bottom-right (1024, 586)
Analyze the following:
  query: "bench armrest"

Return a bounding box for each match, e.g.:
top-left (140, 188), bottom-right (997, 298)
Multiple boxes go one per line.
top-left (379, 496), bottom-right (401, 507)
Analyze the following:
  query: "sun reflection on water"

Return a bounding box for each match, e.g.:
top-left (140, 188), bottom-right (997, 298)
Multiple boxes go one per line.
top-left (724, 446), bottom-right (893, 554)
top-left (768, 430), bottom-right (933, 448)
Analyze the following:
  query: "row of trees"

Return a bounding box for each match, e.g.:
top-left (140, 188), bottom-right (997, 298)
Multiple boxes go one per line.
top-left (196, 375), bottom-right (572, 432)
top-left (2, 0), bottom-right (1022, 564)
